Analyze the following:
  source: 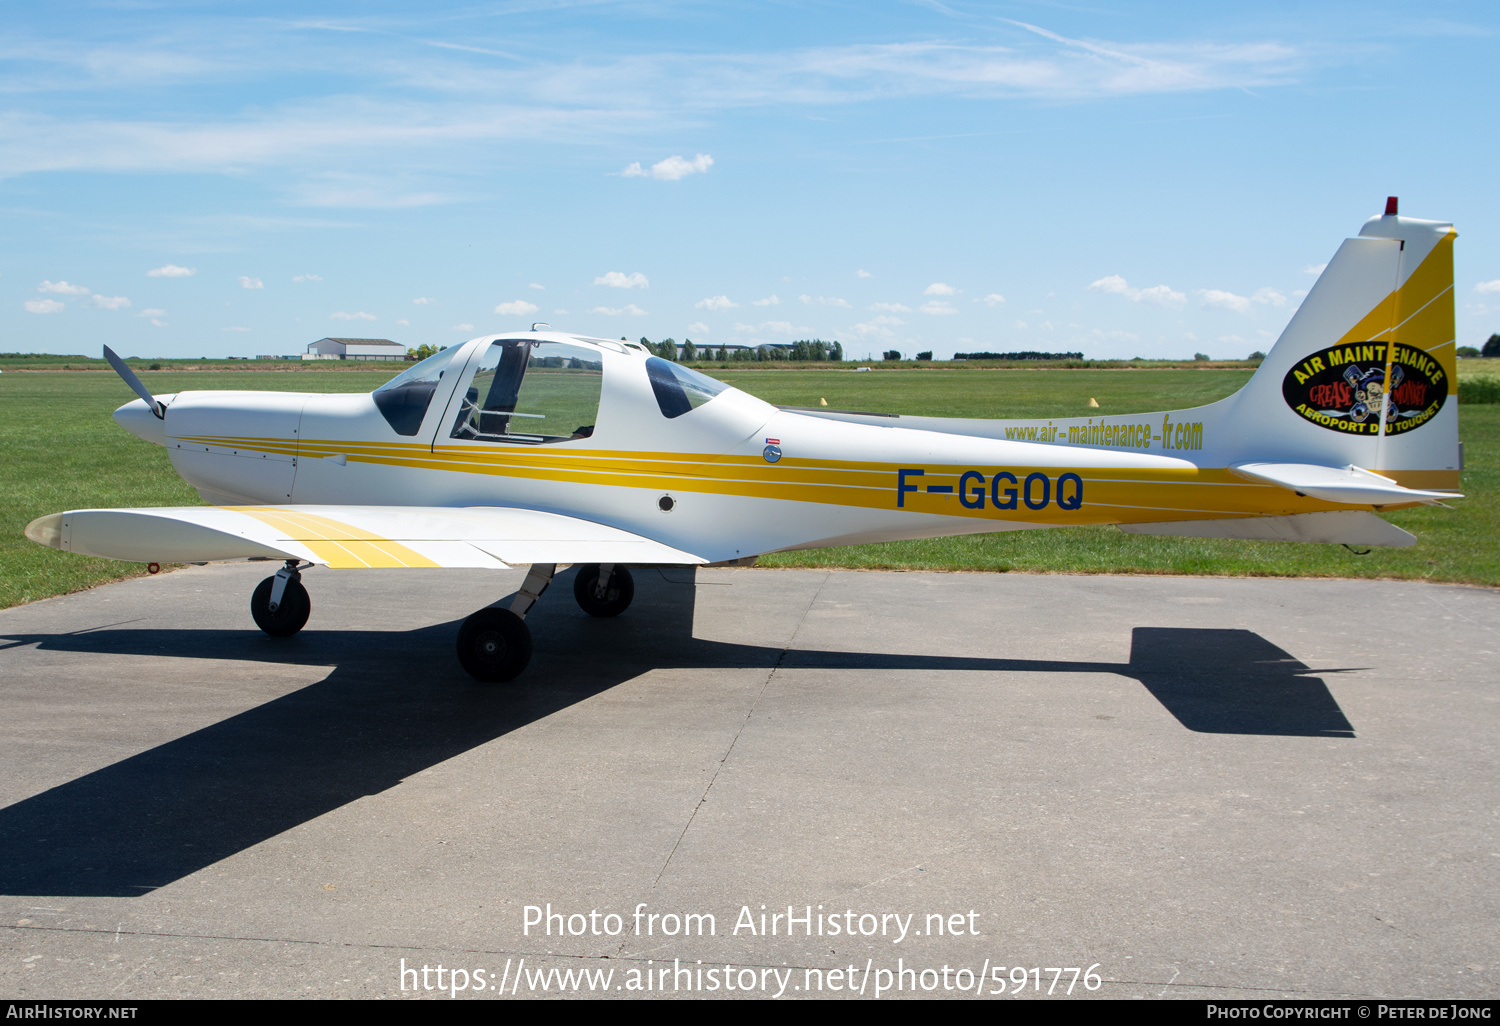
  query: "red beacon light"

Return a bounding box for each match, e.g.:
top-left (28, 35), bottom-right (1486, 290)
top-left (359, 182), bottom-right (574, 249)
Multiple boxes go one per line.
top-left (1385, 196), bottom-right (1399, 216)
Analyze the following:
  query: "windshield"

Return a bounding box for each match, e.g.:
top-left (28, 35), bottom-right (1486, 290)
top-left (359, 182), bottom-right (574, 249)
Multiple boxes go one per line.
top-left (372, 346), bottom-right (462, 435)
top-left (645, 358), bottom-right (729, 418)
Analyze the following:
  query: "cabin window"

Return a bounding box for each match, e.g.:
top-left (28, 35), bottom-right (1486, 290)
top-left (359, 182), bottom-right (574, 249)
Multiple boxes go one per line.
top-left (645, 358), bottom-right (728, 419)
top-left (450, 340), bottom-right (603, 443)
top-left (372, 346), bottom-right (463, 435)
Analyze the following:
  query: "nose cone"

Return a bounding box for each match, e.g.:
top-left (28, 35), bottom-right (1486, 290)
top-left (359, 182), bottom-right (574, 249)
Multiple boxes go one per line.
top-left (113, 396), bottom-right (174, 446)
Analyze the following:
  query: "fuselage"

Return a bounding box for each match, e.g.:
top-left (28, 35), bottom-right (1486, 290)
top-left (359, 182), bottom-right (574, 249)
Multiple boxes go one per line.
top-left (112, 332), bottom-right (1396, 564)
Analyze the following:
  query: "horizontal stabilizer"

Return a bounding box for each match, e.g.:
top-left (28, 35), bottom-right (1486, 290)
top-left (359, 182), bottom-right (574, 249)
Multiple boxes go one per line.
top-left (25, 505), bottom-right (708, 568)
top-left (1230, 463), bottom-right (1460, 506)
top-left (1120, 510), bottom-right (1416, 547)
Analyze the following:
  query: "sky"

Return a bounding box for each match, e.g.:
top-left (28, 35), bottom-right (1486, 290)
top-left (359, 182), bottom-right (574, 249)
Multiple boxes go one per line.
top-left (4, 1), bottom-right (1499, 361)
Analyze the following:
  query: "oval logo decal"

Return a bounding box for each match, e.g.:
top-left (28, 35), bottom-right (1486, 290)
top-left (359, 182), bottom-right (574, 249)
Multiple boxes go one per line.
top-left (1281, 341), bottom-right (1447, 435)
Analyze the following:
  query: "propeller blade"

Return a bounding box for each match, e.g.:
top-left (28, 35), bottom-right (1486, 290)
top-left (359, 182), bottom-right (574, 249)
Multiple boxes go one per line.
top-left (102, 345), bottom-right (165, 419)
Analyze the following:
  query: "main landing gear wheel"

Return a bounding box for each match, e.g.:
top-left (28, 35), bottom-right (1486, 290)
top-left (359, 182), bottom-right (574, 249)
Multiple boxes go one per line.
top-left (457, 608), bottom-right (533, 682)
top-left (573, 564), bottom-right (634, 617)
top-left (251, 575), bottom-right (310, 637)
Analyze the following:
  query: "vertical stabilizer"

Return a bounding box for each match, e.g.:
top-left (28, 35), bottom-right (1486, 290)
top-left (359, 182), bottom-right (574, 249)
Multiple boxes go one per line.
top-left (1221, 203), bottom-right (1459, 490)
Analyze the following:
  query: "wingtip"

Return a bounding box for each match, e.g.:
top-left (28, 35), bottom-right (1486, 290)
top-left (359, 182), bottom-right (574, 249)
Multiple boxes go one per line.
top-left (24, 513), bottom-right (64, 549)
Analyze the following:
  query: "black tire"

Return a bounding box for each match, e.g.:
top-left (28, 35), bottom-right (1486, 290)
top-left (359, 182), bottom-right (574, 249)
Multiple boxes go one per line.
top-left (457, 607), bottom-right (533, 682)
top-left (250, 575), bottom-right (311, 637)
top-left (572, 564), bottom-right (635, 617)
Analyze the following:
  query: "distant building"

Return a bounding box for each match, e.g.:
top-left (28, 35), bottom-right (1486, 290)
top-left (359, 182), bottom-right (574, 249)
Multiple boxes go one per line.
top-left (304, 337), bottom-right (405, 361)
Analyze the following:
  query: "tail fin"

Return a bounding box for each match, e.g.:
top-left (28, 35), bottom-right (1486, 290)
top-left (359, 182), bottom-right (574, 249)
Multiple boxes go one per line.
top-left (1225, 200), bottom-right (1459, 491)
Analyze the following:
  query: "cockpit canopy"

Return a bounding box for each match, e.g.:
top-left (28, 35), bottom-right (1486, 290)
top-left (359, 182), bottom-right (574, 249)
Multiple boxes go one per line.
top-left (372, 335), bottom-right (732, 440)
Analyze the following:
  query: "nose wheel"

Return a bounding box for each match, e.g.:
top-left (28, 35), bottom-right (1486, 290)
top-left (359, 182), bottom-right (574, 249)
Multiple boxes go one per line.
top-left (251, 562), bottom-right (311, 637)
top-left (572, 564), bottom-right (634, 617)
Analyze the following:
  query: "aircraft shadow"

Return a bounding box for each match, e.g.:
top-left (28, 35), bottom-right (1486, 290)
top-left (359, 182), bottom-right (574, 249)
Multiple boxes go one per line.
top-left (0, 570), bottom-right (1354, 897)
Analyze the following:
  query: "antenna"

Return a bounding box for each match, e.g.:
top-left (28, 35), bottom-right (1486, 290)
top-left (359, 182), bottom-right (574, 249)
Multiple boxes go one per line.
top-left (531, 322), bottom-right (551, 332)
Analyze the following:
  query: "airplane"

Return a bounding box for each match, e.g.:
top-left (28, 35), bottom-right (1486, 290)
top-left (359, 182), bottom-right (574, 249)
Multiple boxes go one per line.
top-left (25, 199), bottom-right (1463, 682)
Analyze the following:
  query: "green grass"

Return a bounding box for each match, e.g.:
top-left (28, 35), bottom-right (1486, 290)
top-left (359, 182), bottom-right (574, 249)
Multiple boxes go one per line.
top-left (2, 363), bottom-right (1496, 609)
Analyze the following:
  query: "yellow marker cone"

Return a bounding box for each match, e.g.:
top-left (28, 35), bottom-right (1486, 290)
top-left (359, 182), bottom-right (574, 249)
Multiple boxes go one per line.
top-left (1088, 397), bottom-right (1099, 407)
top-left (819, 397), bottom-right (828, 406)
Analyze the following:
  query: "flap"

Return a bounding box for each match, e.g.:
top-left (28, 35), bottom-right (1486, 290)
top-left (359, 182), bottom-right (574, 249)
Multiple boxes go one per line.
top-left (27, 505), bottom-right (708, 568)
top-left (1230, 462), bottom-right (1461, 506)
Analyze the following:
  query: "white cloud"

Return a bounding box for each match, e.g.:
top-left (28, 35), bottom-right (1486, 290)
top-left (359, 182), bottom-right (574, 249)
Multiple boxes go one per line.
top-left (1089, 275), bottom-right (1186, 308)
top-left (975, 293), bottom-right (1006, 307)
top-left (1251, 287), bottom-right (1286, 307)
top-left (412, 296), bottom-right (433, 304)
top-left (147, 264), bottom-right (195, 278)
top-left (238, 276), bottom-right (264, 289)
top-left (139, 308), bottom-right (165, 317)
top-left (752, 295), bottom-right (780, 306)
top-left (850, 319), bottom-right (900, 339)
top-left (24, 298), bottom-right (65, 314)
top-left (1303, 263), bottom-right (1328, 276)
top-left (1015, 320), bottom-right (1027, 329)
top-left (800, 294), bottom-right (850, 308)
top-left (331, 310), bottom-right (377, 321)
top-left (148, 319), bottom-right (167, 328)
top-left (396, 318), bottom-right (410, 326)
top-left (528, 282), bottom-right (545, 290)
top-left (688, 321), bottom-right (711, 334)
top-left (590, 304), bottom-right (649, 316)
top-left (0, 33), bottom-right (1304, 186)
top-left (871, 302), bottom-right (912, 313)
top-left (763, 320), bottom-right (795, 334)
top-left (224, 326), bottom-right (249, 332)
top-left (921, 300), bottom-right (957, 315)
top-left (695, 295), bottom-right (737, 312)
top-left (1198, 289), bottom-right (1250, 313)
top-left (1475, 279), bottom-right (1500, 294)
top-left (495, 299), bottom-right (540, 316)
top-left (856, 269), bottom-right (872, 278)
top-left (620, 153), bottom-right (714, 181)
top-left (293, 274), bottom-right (323, 283)
top-left (595, 271), bottom-right (649, 289)
top-left (451, 323), bottom-right (476, 332)
top-left (92, 295), bottom-right (131, 310)
top-left (39, 280), bottom-right (90, 295)
top-left (924, 282), bottom-right (956, 296)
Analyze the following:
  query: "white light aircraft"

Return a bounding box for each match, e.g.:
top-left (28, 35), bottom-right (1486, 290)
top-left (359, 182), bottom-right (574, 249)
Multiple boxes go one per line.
top-left (26, 201), bottom-right (1463, 680)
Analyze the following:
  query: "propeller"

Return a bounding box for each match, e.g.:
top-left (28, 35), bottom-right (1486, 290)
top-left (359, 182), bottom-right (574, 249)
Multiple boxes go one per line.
top-left (103, 345), bottom-right (166, 419)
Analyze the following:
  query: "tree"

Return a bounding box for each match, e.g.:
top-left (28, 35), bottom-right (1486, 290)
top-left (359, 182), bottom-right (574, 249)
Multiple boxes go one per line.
top-left (756, 346), bottom-right (769, 362)
top-left (716, 346), bottom-right (728, 361)
top-left (658, 338), bottom-right (677, 361)
top-left (407, 343), bottom-right (441, 361)
top-left (683, 339), bottom-right (697, 361)
top-left (1248, 350), bottom-right (1266, 361)
top-left (1193, 352), bottom-right (1210, 362)
top-left (1483, 334), bottom-right (1500, 358)
top-left (1457, 346), bottom-right (1480, 358)
top-left (883, 350), bottom-right (901, 361)
top-left (830, 341), bottom-right (843, 362)
top-left (916, 351), bottom-right (932, 361)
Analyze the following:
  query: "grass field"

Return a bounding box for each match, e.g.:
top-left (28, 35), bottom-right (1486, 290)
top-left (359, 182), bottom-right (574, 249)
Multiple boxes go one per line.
top-left (1, 362), bottom-right (1496, 609)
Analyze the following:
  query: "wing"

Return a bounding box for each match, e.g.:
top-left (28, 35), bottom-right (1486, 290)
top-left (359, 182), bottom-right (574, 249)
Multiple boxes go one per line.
top-left (24, 505), bottom-right (708, 568)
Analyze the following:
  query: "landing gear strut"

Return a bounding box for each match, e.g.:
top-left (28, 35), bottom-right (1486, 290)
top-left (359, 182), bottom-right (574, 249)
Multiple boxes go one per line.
top-left (572, 563), bottom-right (634, 617)
top-left (251, 561), bottom-right (311, 637)
top-left (457, 563), bottom-right (555, 682)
